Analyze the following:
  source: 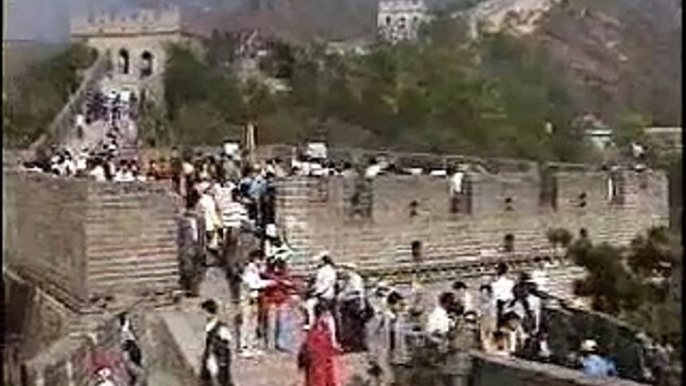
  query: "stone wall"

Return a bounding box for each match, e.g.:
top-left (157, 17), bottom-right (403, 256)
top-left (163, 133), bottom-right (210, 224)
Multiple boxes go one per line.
top-left (4, 171), bottom-right (90, 308)
top-left (4, 171), bottom-right (180, 311)
top-left (470, 351), bottom-right (648, 386)
top-left (3, 271), bottom-right (76, 386)
top-left (22, 310), bottom-right (140, 386)
top-left (275, 168), bottom-right (669, 274)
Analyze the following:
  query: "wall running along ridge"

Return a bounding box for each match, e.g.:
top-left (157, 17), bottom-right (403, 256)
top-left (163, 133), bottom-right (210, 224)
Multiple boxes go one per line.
top-left (274, 168), bottom-right (668, 283)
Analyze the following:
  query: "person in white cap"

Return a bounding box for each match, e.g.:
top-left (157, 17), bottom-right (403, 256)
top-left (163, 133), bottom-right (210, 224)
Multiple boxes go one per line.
top-left (580, 339), bottom-right (617, 378)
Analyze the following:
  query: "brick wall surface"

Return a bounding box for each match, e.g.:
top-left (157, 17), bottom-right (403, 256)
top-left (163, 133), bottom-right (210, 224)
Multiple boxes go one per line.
top-left (4, 171), bottom-right (180, 311)
top-left (85, 181), bottom-right (179, 299)
top-left (4, 171), bottom-right (90, 308)
top-left (275, 169), bottom-right (669, 277)
top-left (23, 310), bottom-right (142, 386)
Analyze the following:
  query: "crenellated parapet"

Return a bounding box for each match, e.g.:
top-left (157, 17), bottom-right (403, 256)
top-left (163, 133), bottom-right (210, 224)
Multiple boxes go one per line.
top-left (274, 166), bottom-right (669, 274)
top-left (70, 5), bottom-right (183, 38)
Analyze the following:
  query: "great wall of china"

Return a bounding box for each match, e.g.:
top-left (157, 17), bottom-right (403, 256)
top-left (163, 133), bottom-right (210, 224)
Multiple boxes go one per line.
top-left (2, 4), bottom-right (678, 386)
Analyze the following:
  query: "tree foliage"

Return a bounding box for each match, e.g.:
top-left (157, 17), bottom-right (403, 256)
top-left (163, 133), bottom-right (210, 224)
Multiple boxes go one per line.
top-left (3, 43), bottom-right (97, 148)
top-left (161, 17), bottom-right (598, 161)
top-left (569, 227), bottom-right (682, 350)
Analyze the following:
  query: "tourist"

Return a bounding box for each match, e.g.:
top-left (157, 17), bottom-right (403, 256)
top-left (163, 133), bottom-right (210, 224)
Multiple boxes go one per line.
top-left (118, 312), bottom-right (138, 346)
top-left (492, 330), bottom-right (511, 357)
top-left (500, 311), bottom-right (526, 355)
top-left (477, 284), bottom-right (497, 353)
top-left (197, 181), bottom-right (223, 254)
top-left (369, 290), bottom-right (414, 386)
top-left (451, 281), bottom-right (475, 315)
top-left (491, 262), bottom-right (515, 329)
top-left (240, 250), bottom-right (274, 357)
top-left (122, 339), bottom-right (147, 386)
top-left (178, 199), bottom-right (205, 297)
top-left (94, 367), bottom-right (118, 386)
top-left (426, 292), bottom-right (456, 338)
top-left (262, 257), bottom-right (296, 351)
top-left (89, 158), bottom-right (108, 182)
top-left (364, 157), bottom-right (382, 179)
top-left (298, 300), bottom-right (340, 386)
top-left (305, 252), bottom-right (337, 330)
top-left (506, 278), bottom-right (542, 359)
top-left (579, 339), bottom-right (617, 378)
top-left (200, 299), bottom-right (234, 386)
top-left (530, 256), bottom-right (550, 294)
top-left (145, 160), bottom-right (160, 181)
top-left (336, 263), bottom-right (369, 353)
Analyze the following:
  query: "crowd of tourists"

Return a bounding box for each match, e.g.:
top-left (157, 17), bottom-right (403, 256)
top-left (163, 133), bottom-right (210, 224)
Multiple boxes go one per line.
top-left (192, 241), bottom-right (676, 386)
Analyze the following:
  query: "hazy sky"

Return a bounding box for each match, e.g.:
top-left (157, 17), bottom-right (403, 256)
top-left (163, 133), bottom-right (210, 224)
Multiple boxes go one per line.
top-left (3, 0), bottom-right (172, 42)
top-left (4, 0), bottom-right (245, 42)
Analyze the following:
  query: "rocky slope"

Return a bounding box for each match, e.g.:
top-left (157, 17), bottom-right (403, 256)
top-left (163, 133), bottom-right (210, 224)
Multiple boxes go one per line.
top-left (471, 0), bottom-right (681, 125)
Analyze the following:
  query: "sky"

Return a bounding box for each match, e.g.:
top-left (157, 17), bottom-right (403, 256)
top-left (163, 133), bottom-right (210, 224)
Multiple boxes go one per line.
top-left (3, 0), bottom-right (246, 42)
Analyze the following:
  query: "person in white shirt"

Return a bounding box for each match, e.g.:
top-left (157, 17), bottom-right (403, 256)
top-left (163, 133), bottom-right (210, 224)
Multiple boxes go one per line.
top-left (240, 250), bottom-right (274, 357)
top-left (530, 256), bottom-right (550, 294)
top-left (491, 263), bottom-right (515, 329)
top-left (365, 158), bottom-right (382, 179)
top-left (426, 292), bottom-right (456, 338)
top-left (89, 161), bottom-right (108, 182)
top-left (305, 252), bottom-right (337, 332)
top-left (196, 182), bottom-right (223, 253)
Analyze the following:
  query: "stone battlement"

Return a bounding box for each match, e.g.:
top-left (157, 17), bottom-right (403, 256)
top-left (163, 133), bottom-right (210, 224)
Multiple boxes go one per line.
top-left (70, 5), bottom-right (183, 37)
top-left (378, 0), bottom-right (429, 13)
top-left (274, 167), bottom-right (669, 272)
top-left (3, 171), bottom-right (180, 312)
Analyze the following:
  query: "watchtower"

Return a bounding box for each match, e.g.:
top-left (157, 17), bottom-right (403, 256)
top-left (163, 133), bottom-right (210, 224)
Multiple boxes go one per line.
top-left (377, 0), bottom-right (430, 43)
top-left (70, 5), bottom-right (201, 101)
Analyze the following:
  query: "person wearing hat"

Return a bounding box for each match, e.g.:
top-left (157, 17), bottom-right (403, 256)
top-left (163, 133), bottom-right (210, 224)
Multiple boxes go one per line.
top-left (200, 299), bottom-right (235, 386)
top-left (580, 339), bottom-right (617, 378)
top-left (337, 262), bottom-right (369, 353)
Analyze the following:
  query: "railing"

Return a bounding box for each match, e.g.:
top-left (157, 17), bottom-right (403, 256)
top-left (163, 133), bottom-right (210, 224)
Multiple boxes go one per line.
top-left (29, 50), bottom-right (111, 156)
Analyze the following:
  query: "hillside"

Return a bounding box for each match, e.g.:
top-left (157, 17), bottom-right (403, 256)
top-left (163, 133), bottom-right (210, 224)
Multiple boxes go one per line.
top-left (486, 0), bottom-right (682, 126)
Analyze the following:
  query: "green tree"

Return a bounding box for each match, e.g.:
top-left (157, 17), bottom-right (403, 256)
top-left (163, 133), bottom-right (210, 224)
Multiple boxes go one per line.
top-left (570, 227), bottom-right (682, 349)
top-left (3, 43), bottom-right (97, 148)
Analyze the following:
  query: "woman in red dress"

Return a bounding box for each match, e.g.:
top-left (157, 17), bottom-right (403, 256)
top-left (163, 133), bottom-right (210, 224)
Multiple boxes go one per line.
top-left (298, 301), bottom-right (340, 386)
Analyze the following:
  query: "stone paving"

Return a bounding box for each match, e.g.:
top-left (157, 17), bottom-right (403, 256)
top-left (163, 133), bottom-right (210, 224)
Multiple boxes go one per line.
top-left (163, 266), bottom-right (372, 386)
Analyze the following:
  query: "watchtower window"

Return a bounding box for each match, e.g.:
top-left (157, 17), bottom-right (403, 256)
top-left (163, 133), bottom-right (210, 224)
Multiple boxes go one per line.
top-left (118, 49), bottom-right (130, 74)
top-left (140, 51), bottom-right (154, 78)
top-left (386, 16), bottom-right (392, 25)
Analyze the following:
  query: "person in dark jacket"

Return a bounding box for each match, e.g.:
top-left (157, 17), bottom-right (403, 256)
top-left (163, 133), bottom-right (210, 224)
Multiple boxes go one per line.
top-left (201, 299), bottom-right (234, 386)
